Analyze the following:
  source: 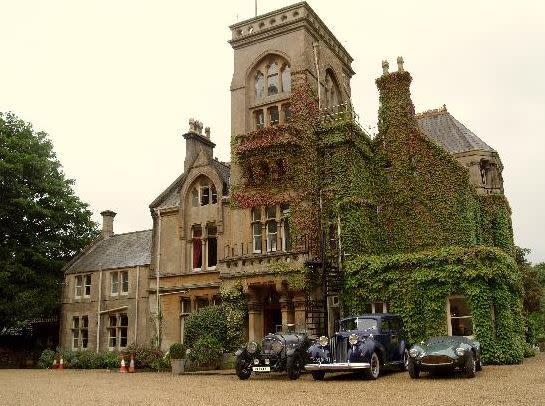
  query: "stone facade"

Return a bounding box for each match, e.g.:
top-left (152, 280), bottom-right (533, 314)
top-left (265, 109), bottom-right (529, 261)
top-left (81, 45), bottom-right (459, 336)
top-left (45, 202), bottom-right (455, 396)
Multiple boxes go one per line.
top-left (60, 2), bottom-right (511, 352)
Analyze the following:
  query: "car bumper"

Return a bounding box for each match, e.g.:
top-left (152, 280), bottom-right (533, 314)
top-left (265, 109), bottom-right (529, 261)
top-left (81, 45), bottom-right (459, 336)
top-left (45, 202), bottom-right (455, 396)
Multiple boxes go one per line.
top-left (304, 362), bottom-right (371, 371)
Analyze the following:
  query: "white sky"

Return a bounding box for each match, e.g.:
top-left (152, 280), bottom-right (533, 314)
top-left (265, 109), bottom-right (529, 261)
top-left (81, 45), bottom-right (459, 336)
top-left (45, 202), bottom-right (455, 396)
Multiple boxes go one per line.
top-left (1, 0), bottom-right (544, 263)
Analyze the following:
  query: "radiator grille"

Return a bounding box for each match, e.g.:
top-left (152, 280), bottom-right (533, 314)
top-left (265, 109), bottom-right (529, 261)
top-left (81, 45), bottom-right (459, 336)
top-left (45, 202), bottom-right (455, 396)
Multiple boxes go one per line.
top-left (421, 355), bottom-right (453, 364)
top-left (330, 336), bottom-right (348, 363)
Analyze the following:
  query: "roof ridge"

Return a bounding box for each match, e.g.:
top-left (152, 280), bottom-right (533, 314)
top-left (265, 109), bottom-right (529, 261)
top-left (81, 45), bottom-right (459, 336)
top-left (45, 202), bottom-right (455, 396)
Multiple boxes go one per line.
top-left (415, 104), bottom-right (448, 119)
top-left (109, 229), bottom-right (152, 237)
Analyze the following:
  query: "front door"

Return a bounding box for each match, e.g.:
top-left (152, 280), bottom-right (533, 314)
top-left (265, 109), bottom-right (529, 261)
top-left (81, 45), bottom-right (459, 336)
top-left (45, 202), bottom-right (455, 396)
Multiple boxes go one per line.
top-left (263, 287), bottom-right (281, 335)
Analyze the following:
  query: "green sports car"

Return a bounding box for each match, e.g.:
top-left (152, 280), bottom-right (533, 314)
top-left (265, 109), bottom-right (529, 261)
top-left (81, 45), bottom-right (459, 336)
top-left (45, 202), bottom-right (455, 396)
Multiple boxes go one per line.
top-left (408, 336), bottom-right (482, 379)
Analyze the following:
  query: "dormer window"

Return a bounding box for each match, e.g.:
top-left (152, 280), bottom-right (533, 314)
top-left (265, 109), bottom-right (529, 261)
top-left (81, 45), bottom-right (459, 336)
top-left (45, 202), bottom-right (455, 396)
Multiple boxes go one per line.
top-left (190, 181), bottom-right (218, 207)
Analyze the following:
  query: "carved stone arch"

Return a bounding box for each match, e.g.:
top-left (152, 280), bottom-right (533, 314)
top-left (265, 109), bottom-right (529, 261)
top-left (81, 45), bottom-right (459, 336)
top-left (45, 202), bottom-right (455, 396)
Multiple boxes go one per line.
top-left (179, 166), bottom-right (225, 239)
top-left (245, 49), bottom-right (292, 80)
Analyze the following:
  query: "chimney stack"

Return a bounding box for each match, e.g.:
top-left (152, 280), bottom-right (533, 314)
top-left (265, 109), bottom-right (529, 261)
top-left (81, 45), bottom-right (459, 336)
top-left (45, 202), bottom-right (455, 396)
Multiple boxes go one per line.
top-left (183, 118), bottom-right (215, 171)
top-left (100, 210), bottom-right (116, 238)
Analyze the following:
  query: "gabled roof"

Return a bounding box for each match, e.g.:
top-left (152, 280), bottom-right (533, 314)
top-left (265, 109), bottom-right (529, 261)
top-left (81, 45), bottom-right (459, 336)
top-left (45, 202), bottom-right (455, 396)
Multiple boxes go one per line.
top-left (416, 106), bottom-right (495, 154)
top-left (149, 159), bottom-right (231, 210)
top-left (64, 230), bottom-right (152, 274)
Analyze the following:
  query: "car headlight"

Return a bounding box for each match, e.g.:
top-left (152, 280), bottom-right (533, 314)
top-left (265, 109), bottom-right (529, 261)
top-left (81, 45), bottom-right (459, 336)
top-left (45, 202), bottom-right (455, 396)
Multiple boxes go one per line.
top-left (349, 333), bottom-right (359, 346)
top-left (247, 341), bottom-right (258, 354)
top-left (271, 340), bottom-right (284, 354)
top-left (318, 336), bottom-right (329, 347)
top-left (409, 348), bottom-right (419, 358)
top-left (456, 347), bottom-right (465, 356)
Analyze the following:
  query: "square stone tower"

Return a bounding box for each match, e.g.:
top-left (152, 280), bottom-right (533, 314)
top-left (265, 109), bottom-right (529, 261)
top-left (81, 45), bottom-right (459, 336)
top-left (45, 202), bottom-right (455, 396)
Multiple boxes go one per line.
top-left (228, 1), bottom-right (355, 186)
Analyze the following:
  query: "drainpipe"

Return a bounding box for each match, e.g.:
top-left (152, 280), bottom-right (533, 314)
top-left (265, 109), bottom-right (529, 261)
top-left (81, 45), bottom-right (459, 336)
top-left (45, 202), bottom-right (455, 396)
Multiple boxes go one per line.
top-left (155, 209), bottom-right (162, 348)
top-left (135, 265), bottom-right (140, 344)
top-left (96, 269), bottom-right (103, 352)
top-left (313, 42), bottom-right (321, 110)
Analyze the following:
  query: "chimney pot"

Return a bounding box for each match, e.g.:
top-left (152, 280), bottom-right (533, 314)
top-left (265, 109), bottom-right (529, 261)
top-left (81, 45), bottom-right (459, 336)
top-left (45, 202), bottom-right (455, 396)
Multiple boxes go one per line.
top-left (397, 56), bottom-right (404, 72)
top-left (382, 60), bottom-right (389, 75)
top-left (205, 127), bottom-right (210, 138)
top-left (100, 210), bottom-right (116, 238)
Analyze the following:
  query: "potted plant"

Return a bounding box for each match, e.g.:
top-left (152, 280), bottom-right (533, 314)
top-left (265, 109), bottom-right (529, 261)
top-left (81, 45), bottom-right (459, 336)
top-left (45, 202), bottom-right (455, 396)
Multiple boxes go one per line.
top-left (169, 342), bottom-right (187, 375)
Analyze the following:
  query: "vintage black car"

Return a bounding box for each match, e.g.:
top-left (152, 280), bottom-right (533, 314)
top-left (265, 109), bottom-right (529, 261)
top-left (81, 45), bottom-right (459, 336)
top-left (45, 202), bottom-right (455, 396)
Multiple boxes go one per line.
top-left (408, 336), bottom-right (482, 379)
top-left (305, 314), bottom-right (409, 380)
top-left (235, 325), bottom-right (312, 380)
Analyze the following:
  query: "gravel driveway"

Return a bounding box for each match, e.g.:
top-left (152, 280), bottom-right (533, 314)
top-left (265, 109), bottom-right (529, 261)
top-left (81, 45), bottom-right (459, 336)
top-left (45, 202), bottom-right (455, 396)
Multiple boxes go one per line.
top-left (1, 353), bottom-right (544, 406)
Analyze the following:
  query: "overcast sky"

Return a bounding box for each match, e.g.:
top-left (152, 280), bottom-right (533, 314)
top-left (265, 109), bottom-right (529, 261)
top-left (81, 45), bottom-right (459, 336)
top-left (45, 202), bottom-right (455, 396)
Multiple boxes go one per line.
top-left (1, 0), bottom-right (544, 263)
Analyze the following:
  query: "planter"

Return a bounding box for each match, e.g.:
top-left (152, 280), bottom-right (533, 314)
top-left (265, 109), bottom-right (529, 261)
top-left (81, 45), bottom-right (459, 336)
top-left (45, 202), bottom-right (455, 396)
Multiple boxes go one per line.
top-left (171, 358), bottom-right (186, 375)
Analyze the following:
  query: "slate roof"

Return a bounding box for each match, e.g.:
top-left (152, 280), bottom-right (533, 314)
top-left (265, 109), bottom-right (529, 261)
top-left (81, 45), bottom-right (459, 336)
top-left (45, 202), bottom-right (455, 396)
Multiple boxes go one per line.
top-left (64, 230), bottom-right (152, 274)
top-left (416, 106), bottom-right (495, 154)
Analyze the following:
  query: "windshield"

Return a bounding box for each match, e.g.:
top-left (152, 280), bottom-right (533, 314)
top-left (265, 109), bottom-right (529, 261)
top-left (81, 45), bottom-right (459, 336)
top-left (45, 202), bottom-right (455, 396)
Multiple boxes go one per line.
top-left (339, 317), bottom-right (378, 332)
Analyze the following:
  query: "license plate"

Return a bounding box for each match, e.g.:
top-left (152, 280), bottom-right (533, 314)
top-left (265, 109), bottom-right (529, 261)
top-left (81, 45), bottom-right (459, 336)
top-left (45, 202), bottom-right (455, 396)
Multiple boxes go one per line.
top-left (252, 366), bottom-right (271, 372)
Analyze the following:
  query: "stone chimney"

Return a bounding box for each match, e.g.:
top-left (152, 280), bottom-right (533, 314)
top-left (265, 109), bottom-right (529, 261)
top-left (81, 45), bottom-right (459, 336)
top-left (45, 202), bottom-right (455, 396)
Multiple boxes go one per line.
top-left (100, 210), bottom-right (116, 238)
top-left (375, 56), bottom-right (417, 139)
top-left (182, 118), bottom-right (215, 171)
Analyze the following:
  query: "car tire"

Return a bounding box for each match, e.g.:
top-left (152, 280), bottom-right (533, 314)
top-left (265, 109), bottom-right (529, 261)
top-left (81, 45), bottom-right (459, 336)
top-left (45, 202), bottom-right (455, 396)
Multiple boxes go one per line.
top-left (408, 358), bottom-right (420, 379)
top-left (364, 352), bottom-right (380, 380)
top-left (464, 352), bottom-right (476, 379)
top-left (287, 355), bottom-right (303, 380)
top-left (400, 349), bottom-right (409, 371)
top-left (476, 357), bottom-right (482, 372)
top-left (311, 371), bottom-right (325, 381)
top-left (235, 357), bottom-right (252, 380)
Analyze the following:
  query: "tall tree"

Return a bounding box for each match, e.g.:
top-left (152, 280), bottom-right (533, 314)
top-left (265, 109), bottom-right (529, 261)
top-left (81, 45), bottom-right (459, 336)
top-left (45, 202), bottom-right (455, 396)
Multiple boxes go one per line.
top-left (0, 112), bottom-right (98, 329)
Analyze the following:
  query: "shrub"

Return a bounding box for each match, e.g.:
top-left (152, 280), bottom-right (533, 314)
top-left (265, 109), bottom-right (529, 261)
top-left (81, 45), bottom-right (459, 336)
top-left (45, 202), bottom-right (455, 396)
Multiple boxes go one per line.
top-left (121, 344), bottom-right (169, 371)
top-left (169, 343), bottom-right (186, 359)
top-left (188, 336), bottom-right (223, 367)
top-left (184, 306), bottom-right (228, 350)
top-left (38, 349), bottom-right (56, 369)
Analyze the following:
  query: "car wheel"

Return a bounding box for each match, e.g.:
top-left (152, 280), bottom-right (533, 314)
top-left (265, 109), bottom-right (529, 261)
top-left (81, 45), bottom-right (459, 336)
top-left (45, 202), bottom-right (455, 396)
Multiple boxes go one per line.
top-left (408, 358), bottom-right (420, 379)
top-left (364, 352), bottom-right (380, 380)
top-left (400, 349), bottom-right (409, 371)
top-left (312, 371), bottom-right (325, 381)
top-left (235, 357), bottom-right (252, 380)
top-left (464, 352), bottom-right (476, 378)
top-left (476, 357), bottom-right (482, 372)
top-left (287, 355), bottom-right (303, 380)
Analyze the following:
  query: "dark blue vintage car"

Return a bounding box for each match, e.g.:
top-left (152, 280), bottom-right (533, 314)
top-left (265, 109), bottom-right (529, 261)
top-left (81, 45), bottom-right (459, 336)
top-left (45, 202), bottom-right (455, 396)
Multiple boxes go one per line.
top-left (305, 314), bottom-right (409, 380)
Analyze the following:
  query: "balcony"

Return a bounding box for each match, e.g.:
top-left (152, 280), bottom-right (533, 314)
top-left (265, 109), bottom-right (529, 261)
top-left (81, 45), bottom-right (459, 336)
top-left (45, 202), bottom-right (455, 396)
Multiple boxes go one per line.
top-left (234, 124), bottom-right (300, 156)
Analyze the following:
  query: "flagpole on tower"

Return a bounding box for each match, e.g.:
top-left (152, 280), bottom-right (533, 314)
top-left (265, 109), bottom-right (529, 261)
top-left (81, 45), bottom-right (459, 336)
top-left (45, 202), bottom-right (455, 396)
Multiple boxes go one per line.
top-left (255, 0), bottom-right (257, 17)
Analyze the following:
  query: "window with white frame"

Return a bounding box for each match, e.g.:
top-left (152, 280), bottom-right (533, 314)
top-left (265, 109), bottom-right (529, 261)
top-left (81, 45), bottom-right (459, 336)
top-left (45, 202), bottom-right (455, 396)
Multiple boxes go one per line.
top-left (192, 226), bottom-right (203, 270)
top-left (207, 225), bottom-right (217, 269)
top-left (266, 206), bottom-right (277, 252)
top-left (252, 208), bottom-right (262, 253)
top-left (72, 315), bottom-right (89, 349)
top-left (84, 274), bottom-right (91, 297)
top-left (111, 271), bottom-right (129, 296)
top-left (108, 313), bottom-right (128, 350)
top-left (190, 182), bottom-right (218, 207)
top-left (75, 275), bottom-right (83, 298)
top-left (75, 274), bottom-right (91, 298)
top-left (448, 296), bottom-right (473, 336)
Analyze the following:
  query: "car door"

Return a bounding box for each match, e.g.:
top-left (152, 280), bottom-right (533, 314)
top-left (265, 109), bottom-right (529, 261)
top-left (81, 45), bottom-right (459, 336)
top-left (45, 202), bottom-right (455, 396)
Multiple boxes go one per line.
top-left (379, 318), bottom-right (393, 363)
top-left (388, 317), bottom-right (402, 362)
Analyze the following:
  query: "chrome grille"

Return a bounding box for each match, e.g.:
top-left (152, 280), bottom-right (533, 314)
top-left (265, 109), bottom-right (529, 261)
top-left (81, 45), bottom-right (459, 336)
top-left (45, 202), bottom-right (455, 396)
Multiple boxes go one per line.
top-left (330, 335), bottom-right (347, 363)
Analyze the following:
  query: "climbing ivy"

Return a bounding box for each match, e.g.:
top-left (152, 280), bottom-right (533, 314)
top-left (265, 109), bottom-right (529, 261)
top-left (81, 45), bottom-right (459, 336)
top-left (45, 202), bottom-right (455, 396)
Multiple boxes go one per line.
top-left (342, 246), bottom-right (524, 364)
top-left (220, 280), bottom-right (247, 350)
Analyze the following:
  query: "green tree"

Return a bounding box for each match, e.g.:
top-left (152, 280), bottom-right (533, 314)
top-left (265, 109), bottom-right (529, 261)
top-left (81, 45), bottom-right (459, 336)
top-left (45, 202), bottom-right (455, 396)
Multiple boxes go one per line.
top-left (0, 112), bottom-right (98, 329)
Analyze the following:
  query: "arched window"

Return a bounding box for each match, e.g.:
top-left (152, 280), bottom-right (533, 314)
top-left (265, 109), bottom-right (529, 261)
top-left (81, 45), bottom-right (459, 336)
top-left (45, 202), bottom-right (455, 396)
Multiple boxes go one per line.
top-left (281, 65), bottom-right (291, 92)
top-left (255, 71), bottom-right (264, 99)
top-left (325, 70), bottom-right (341, 108)
top-left (267, 62), bottom-right (279, 95)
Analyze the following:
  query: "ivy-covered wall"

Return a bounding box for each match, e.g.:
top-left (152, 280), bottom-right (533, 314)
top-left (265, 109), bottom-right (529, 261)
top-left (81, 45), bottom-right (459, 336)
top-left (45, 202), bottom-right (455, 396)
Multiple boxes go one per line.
top-left (342, 246), bottom-right (524, 364)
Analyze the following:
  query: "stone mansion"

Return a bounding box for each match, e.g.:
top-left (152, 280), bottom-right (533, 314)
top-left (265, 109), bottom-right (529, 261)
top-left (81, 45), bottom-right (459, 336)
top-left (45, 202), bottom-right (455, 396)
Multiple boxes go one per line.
top-left (60, 2), bottom-right (510, 352)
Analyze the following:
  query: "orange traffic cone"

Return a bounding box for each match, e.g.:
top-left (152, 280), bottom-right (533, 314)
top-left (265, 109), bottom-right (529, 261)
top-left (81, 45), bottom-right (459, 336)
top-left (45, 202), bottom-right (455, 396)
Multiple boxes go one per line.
top-left (128, 354), bottom-right (135, 373)
top-left (52, 357), bottom-right (58, 369)
top-left (119, 355), bottom-right (127, 373)
top-left (58, 355), bottom-right (64, 370)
